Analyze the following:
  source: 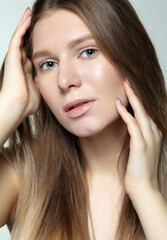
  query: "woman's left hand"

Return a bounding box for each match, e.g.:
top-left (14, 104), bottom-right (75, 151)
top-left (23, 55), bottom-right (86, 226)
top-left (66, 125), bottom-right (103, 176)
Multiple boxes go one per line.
top-left (115, 80), bottom-right (162, 200)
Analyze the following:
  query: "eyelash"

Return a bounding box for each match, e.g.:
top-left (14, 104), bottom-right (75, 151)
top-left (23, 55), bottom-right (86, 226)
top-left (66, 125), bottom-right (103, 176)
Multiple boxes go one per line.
top-left (39, 61), bottom-right (57, 71)
top-left (39, 48), bottom-right (98, 72)
top-left (80, 48), bottom-right (98, 59)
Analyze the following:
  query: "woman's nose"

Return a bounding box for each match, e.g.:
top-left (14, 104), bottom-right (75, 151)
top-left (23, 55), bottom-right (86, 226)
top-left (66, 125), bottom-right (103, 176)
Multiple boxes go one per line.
top-left (57, 61), bottom-right (82, 92)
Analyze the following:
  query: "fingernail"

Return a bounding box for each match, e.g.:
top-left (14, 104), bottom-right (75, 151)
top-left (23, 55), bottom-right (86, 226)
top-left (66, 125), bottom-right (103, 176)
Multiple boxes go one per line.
top-left (25, 7), bottom-right (30, 12)
top-left (26, 14), bottom-right (32, 20)
top-left (116, 97), bottom-right (123, 105)
top-left (125, 79), bottom-right (131, 87)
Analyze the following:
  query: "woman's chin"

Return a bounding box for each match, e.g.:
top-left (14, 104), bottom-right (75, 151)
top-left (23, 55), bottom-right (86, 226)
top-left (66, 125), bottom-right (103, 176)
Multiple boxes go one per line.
top-left (67, 122), bottom-right (112, 138)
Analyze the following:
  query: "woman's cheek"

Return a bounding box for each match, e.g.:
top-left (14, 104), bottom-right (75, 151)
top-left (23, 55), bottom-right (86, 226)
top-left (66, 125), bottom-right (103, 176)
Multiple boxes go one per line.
top-left (35, 77), bottom-right (56, 104)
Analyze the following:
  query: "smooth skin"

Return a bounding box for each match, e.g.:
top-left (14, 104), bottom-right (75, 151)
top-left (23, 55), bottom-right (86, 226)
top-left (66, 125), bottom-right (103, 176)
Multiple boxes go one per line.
top-left (32, 9), bottom-right (128, 138)
top-left (0, 7), bottom-right (167, 240)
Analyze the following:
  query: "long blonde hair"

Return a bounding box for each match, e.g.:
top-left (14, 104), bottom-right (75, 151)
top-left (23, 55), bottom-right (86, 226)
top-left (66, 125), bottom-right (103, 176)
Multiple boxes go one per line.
top-left (0, 0), bottom-right (167, 239)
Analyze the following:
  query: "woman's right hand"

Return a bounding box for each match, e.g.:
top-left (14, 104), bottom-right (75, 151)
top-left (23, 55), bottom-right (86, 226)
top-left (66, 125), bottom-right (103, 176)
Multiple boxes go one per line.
top-left (0, 8), bottom-right (41, 147)
top-left (1, 7), bottom-right (41, 120)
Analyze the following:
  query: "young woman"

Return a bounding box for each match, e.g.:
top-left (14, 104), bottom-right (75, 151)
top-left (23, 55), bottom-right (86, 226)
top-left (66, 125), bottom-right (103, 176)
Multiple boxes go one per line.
top-left (0, 0), bottom-right (167, 239)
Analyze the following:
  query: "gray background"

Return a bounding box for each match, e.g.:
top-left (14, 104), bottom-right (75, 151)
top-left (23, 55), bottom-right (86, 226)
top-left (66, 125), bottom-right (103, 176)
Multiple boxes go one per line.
top-left (0, 0), bottom-right (167, 239)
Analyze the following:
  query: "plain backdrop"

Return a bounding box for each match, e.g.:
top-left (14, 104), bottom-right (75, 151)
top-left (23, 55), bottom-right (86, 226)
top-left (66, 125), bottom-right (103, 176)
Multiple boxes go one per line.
top-left (0, 0), bottom-right (167, 239)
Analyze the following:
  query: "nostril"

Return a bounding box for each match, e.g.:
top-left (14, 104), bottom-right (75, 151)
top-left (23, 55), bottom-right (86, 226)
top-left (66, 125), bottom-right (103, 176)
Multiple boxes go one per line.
top-left (69, 84), bottom-right (76, 88)
top-left (57, 72), bottom-right (82, 91)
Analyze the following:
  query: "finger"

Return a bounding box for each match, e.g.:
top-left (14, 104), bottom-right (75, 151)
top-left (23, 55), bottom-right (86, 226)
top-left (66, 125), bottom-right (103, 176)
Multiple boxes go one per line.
top-left (150, 118), bottom-right (163, 143)
top-left (22, 50), bottom-right (33, 74)
top-left (16, 8), bottom-right (32, 30)
top-left (9, 12), bottom-right (32, 51)
top-left (115, 98), bottom-right (146, 149)
top-left (22, 49), bottom-right (27, 65)
top-left (23, 59), bottom-right (33, 75)
top-left (123, 80), bottom-right (153, 141)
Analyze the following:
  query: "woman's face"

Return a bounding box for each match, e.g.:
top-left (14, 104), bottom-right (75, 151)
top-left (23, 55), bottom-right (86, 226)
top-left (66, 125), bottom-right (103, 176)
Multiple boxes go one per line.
top-left (32, 9), bottom-right (128, 137)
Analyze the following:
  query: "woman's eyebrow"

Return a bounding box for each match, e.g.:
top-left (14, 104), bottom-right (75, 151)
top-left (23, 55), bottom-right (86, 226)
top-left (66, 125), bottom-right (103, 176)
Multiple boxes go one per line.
top-left (32, 51), bottom-right (52, 62)
top-left (67, 34), bottom-right (94, 49)
top-left (32, 34), bottom-right (94, 61)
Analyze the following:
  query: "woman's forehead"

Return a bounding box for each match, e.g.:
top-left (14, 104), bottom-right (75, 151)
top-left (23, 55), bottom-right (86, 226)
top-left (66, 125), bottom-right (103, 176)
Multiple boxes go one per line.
top-left (32, 9), bottom-right (92, 50)
top-left (33, 9), bottom-right (89, 36)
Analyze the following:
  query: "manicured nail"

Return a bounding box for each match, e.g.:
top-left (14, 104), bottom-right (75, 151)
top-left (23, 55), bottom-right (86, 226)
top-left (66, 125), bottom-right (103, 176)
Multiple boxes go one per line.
top-left (116, 97), bottom-right (123, 105)
top-left (25, 7), bottom-right (30, 12)
top-left (26, 14), bottom-right (32, 20)
top-left (125, 79), bottom-right (131, 87)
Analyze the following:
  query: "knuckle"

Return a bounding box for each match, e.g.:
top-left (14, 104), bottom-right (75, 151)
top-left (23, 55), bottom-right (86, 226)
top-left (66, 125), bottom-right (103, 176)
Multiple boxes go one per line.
top-left (24, 61), bottom-right (33, 74)
top-left (130, 118), bottom-right (138, 128)
top-left (151, 126), bottom-right (163, 144)
top-left (155, 132), bottom-right (163, 145)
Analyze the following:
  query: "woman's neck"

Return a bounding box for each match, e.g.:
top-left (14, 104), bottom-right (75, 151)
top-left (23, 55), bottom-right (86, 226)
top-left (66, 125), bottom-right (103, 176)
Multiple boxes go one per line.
top-left (79, 118), bottom-right (128, 183)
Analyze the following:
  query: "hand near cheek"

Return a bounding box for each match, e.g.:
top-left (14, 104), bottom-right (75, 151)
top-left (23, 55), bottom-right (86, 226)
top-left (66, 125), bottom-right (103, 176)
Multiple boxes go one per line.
top-left (115, 81), bottom-right (162, 199)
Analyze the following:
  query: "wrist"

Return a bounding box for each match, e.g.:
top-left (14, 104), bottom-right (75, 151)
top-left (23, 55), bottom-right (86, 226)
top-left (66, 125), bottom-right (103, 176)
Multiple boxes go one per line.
top-left (0, 92), bottom-right (27, 119)
top-left (127, 182), bottom-right (160, 203)
top-left (0, 94), bottom-right (26, 147)
top-left (129, 185), bottom-right (167, 240)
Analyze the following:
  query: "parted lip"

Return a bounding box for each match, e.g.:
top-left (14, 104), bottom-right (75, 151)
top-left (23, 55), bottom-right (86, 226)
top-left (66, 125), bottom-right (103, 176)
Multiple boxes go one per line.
top-left (64, 99), bottom-right (94, 112)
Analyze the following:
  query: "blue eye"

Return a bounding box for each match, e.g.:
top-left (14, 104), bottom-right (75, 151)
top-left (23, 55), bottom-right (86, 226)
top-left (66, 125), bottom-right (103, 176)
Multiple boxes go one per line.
top-left (40, 61), bottom-right (57, 71)
top-left (81, 49), bottom-right (97, 59)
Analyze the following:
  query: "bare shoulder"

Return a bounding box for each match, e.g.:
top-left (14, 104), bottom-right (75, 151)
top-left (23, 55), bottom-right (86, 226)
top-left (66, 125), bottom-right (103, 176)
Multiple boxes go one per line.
top-left (0, 150), bottom-right (20, 228)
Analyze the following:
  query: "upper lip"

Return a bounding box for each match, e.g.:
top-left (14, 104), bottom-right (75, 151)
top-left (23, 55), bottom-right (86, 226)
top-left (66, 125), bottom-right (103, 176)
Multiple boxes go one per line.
top-left (64, 99), bottom-right (94, 112)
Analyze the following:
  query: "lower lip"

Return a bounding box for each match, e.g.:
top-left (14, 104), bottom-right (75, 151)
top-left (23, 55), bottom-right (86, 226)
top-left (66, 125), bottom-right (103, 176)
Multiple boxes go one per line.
top-left (66, 101), bottom-right (94, 118)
